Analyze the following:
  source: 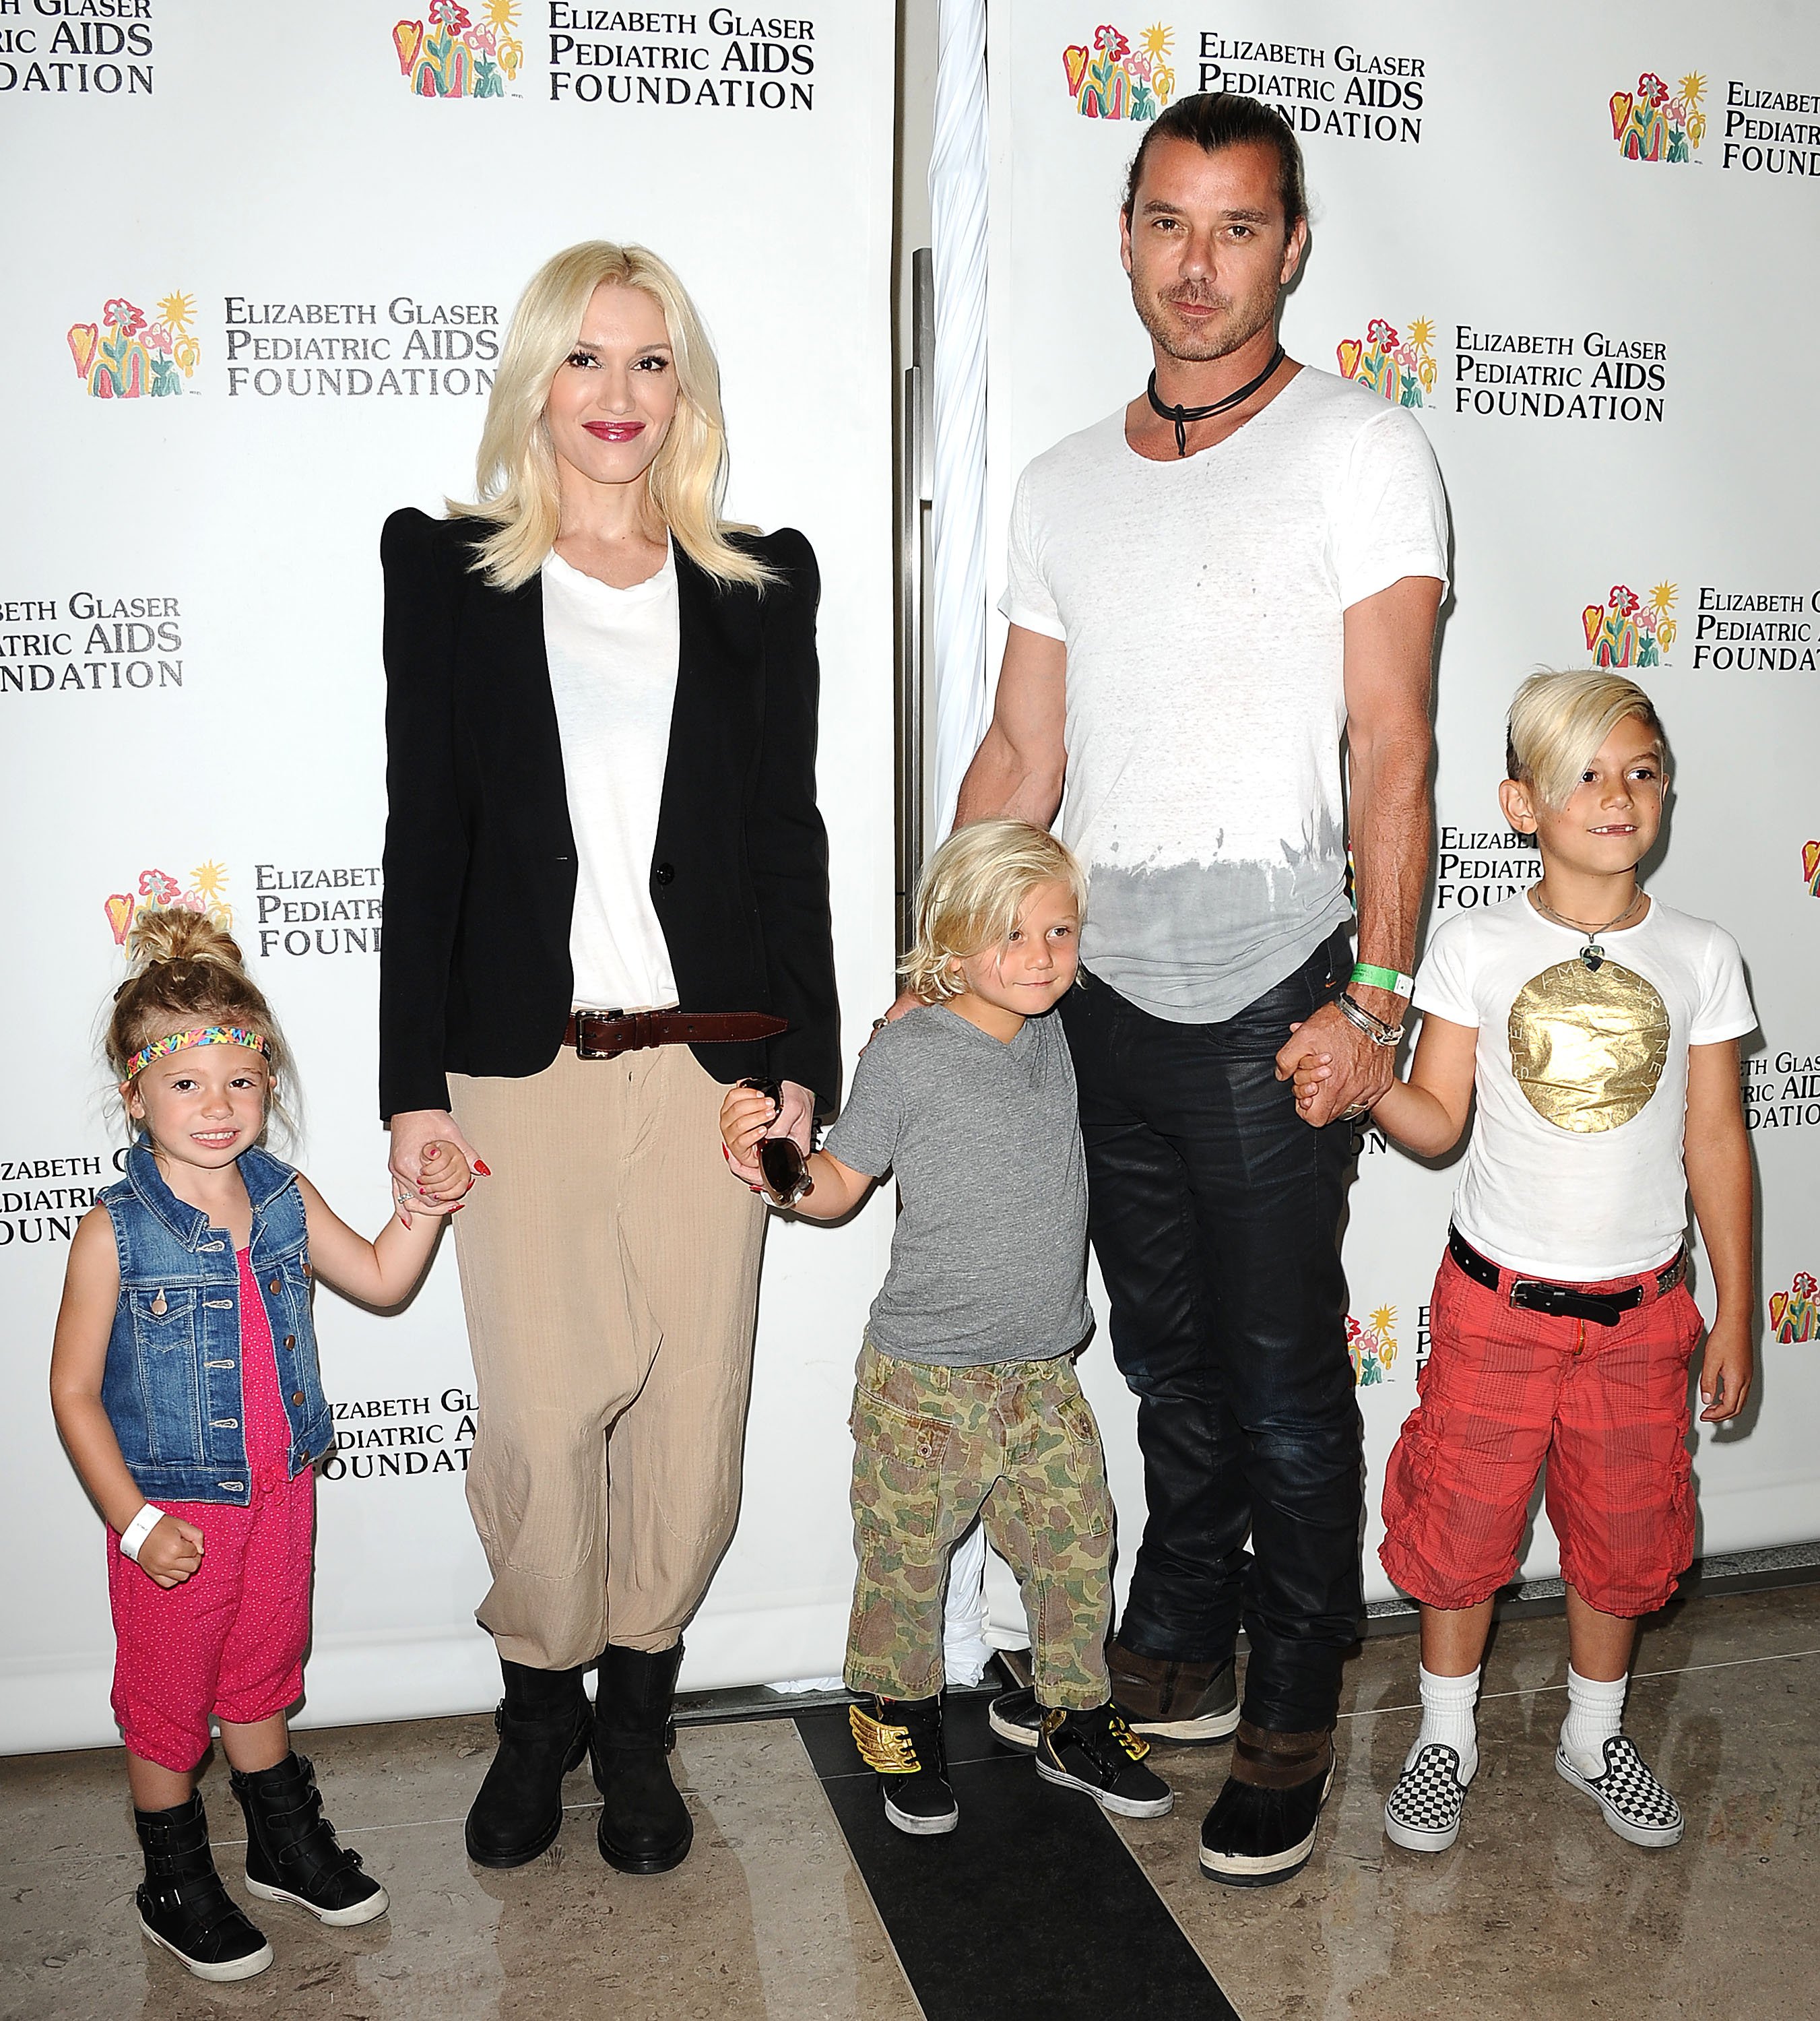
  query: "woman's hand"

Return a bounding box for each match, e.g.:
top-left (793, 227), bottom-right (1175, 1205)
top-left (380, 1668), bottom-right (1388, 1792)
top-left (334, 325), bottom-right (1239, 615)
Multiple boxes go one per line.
top-left (137, 1514), bottom-right (205, 1589)
top-left (389, 1109), bottom-right (483, 1227)
top-left (719, 1079), bottom-right (814, 1187)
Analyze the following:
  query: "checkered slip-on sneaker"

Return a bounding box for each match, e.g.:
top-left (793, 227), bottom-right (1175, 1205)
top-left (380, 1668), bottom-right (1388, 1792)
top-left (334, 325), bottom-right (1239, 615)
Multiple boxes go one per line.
top-left (1384, 1743), bottom-right (1472, 1853)
top-left (1555, 1735), bottom-right (1684, 1848)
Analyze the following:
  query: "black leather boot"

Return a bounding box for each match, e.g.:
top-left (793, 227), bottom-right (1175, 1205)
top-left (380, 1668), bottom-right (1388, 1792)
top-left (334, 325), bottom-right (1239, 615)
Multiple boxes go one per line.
top-left (135, 1794), bottom-right (273, 1982)
top-left (591, 1641), bottom-right (692, 1873)
top-left (464, 1656), bottom-right (591, 1867)
top-left (231, 1752), bottom-right (389, 1925)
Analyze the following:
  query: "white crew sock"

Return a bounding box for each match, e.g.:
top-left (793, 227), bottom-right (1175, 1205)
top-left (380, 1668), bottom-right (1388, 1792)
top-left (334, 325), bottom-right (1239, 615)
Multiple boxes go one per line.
top-left (1560, 1667), bottom-right (1627, 1776)
top-left (1411, 1664), bottom-right (1480, 1783)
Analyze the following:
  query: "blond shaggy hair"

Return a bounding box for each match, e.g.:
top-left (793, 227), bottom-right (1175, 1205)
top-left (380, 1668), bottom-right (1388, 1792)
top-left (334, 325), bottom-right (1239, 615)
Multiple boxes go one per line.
top-left (1506, 668), bottom-right (1666, 809)
top-left (449, 241), bottom-right (771, 592)
top-left (901, 820), bottom-right (1088, 1003)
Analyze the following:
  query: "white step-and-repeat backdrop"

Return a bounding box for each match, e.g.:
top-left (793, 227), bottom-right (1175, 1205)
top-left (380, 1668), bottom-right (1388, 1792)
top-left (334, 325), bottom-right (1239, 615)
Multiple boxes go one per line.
top-left (1, 0), bottom-right (897, 1754)
top-left (978, 0), bottom-right (1820, 1632)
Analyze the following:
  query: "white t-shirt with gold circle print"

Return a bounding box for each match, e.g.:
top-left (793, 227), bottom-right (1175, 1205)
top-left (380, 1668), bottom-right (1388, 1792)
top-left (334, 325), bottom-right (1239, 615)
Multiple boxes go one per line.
top-left (1412, 894), bottom-right (1756, 1282)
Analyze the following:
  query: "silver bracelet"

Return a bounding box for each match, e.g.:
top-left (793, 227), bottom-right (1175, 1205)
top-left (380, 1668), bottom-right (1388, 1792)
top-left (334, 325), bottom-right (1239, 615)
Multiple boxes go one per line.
top-left (119, 1502), bottom-right (164, 1562)
top-left (1336, 991), bottom-right (1405, 1049)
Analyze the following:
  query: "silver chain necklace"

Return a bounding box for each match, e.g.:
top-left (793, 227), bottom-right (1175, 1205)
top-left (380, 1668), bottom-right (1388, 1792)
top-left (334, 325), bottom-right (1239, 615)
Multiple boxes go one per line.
top-left (1528, 884), bottom-right (1646, 973)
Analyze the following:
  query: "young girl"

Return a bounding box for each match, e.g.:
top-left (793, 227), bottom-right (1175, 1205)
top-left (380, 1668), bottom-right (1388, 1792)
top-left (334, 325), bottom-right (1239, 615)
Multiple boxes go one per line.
top-left (720, 819), bottom-right (1172, 1836)
top-left (49, 910), bottom-right (469, 1981)
top-left (1292, 670), bottom-right (1754, 1855)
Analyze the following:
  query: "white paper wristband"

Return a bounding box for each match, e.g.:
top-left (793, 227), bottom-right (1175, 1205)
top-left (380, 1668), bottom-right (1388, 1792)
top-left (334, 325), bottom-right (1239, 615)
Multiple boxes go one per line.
top-left (119, 1503), bottom-right (164, 1562)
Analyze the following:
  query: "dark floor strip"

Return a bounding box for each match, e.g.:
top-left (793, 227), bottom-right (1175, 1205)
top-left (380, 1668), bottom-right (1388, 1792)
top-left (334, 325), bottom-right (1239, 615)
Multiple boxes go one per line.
top-left (796, 1692), bottom-right (1239, 2021)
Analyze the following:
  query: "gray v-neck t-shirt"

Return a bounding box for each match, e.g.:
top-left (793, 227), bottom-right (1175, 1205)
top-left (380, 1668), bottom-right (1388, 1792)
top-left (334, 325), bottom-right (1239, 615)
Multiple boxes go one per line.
top-left (822, 1004), bottom-right (1091, 1366)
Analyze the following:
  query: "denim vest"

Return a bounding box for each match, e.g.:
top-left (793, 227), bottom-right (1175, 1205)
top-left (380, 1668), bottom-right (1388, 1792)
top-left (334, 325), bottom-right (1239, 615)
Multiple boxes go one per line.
top-left (98, 1140), bottom-right (333, 1506)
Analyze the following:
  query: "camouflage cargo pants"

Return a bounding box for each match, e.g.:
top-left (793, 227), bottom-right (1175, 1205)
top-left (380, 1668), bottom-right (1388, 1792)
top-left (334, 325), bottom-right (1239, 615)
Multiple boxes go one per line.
top-left (843, 1340), bottom-right (1113, 1710)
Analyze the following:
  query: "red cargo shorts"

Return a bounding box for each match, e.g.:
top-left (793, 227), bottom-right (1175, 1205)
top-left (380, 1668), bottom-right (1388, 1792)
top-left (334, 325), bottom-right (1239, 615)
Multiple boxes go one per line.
top-left (1380, 1246), bottom-right (1701, 1617)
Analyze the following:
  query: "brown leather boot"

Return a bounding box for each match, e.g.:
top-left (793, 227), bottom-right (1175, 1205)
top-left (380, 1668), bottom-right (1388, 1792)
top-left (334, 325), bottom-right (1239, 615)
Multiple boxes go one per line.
top-left (1107, 1638), bottom-right (1241, 1743)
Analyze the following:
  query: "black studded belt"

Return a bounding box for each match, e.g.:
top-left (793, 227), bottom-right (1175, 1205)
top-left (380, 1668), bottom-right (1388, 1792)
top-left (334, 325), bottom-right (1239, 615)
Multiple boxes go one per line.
top-left (1447, 1225), bottom-right (1686, 1328)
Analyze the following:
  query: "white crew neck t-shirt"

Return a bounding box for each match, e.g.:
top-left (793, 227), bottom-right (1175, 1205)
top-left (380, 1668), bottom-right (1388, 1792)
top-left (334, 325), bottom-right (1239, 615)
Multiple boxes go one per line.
top-left (1412, 893), bottom-right (1756, 1281)
top-left (541, 544), bottom-right (680, 1013)
top-left (1000, 367), bottom-right (1450, 1024)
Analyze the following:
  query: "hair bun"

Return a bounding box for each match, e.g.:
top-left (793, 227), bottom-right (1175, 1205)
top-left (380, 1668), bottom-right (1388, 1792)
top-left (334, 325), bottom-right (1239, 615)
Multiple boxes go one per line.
top-left (126, 906), bottom-right (246, 978)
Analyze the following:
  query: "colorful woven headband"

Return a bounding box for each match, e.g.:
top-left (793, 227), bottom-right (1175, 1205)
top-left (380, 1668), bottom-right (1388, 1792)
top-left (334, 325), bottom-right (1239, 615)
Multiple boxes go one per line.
top-left (124, 1026), bottom-right (272, 1081)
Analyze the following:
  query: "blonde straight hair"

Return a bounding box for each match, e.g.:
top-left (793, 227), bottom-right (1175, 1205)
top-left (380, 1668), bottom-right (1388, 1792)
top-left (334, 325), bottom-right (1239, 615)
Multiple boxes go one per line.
top-left (1505, 668), bottom-right (1666, 808)
top-left (901, 820), bottom-right (1089, 1003)
top-left (449, 240), bottom-right (772, 592)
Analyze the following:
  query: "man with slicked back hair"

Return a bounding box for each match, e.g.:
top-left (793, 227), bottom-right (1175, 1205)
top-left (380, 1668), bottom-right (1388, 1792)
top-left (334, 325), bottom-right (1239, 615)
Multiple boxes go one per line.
top-left (960, 94), bottom-right (1449, 1886)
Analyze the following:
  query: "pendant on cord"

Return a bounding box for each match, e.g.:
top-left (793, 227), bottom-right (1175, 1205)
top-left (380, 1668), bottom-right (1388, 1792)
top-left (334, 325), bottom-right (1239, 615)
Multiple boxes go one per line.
top-left (1146, 344), bottom-right (1286, 456)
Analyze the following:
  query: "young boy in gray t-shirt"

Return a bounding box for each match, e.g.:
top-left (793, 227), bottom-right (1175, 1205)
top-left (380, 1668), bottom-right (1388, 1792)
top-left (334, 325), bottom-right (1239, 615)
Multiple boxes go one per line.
top-left (720, 819), bottom-right (1173, 1838)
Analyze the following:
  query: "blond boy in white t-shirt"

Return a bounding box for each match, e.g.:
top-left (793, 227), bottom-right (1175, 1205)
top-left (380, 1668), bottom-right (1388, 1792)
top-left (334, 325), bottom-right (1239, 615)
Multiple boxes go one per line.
top-left (1291, 670), bottom-right (1755, 1856)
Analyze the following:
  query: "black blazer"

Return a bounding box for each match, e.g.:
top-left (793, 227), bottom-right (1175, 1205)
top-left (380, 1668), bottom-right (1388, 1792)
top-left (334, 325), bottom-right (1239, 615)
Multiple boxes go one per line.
top-left (377, 508), bottom-right (839, 1120)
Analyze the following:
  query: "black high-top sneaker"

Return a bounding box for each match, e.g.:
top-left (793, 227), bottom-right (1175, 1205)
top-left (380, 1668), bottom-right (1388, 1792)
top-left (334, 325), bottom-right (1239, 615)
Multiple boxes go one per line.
top-left (231, 1752), bottom-right (389, 1926)
top-left (989, 1650), bottom-right (1240, 1751)
top-left (135, 1794), bottom-right (273, 1982)
top-left (1035, 1703), bottom-right (1175, 1817)
top-left (464, 1655), bottom-right (592, 1867)
top-left (849, 1695), bottom-right (959, 1835)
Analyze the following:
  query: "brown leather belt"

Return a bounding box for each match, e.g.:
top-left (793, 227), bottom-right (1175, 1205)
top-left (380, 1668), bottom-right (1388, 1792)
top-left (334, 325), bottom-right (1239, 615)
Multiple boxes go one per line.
top-left (562, 1008), bottom-right (787, 1061)
top-left (1448, 1226), bottom-right (1686, 1327)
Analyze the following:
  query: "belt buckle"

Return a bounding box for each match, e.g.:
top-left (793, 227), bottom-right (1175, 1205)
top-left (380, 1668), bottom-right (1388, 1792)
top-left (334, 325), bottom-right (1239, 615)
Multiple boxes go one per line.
top-left (574, 1009), bottom-right (626, 1061)
top-left (1509, 1277), bottom-right (1555, 1315)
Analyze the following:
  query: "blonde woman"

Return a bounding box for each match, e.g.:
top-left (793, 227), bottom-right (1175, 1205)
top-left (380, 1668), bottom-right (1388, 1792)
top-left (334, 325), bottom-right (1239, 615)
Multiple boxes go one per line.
top-left (378, 242), bottom-right (837, 1877)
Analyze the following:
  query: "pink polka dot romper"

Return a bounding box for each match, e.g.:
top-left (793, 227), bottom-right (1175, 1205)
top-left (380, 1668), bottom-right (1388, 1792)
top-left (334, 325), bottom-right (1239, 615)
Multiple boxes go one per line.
top-left (108, 1248), bottom-right (317, 1772)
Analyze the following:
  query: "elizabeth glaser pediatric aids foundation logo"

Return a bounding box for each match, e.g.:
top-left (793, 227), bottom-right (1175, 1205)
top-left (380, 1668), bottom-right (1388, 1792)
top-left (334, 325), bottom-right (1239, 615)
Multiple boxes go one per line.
top-left (1583, 582), bottom-right (1677, 668)
top-left (105, 865), bottom-right (232, 949)
top-left (1336, 317), bottom-right (1435, 408)
top-left (68, 292), bottom-right (197, 399)
top-left (1611, 71), bottom-right (1706, 163)
top-left (1062, 23), bottom-right (1175, 121)
top-left (1770, 1273), bottom-right (1817, 1344)
top-left (393, 0), bottom-right (522, 98)
top-left (1348, 1306), bottom-right (1398, 1386)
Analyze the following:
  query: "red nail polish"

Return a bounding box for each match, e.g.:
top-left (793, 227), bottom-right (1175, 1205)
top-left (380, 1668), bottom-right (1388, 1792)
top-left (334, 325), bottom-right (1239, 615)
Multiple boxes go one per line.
top-left (473, 1159), bottom-right (492, 1178)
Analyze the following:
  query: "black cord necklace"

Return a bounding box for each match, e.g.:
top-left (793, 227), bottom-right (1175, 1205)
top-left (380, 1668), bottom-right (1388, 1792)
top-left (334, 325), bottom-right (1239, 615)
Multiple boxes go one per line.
top-left (1146, 343), bottom-right (1286, 456)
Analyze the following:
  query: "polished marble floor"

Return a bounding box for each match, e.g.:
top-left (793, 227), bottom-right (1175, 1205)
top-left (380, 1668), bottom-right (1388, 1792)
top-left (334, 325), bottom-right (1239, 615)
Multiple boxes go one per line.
top-left (3, 1584), bottom-right (1815, 2021)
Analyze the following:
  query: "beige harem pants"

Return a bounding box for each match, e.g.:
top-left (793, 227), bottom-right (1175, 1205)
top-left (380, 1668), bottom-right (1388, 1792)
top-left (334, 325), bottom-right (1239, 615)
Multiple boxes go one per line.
top-left (449, 1044), bottom-right (765, 1671)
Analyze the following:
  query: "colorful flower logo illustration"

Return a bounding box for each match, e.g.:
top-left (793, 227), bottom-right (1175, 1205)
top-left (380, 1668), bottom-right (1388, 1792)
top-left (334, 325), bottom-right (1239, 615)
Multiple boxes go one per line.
top-left (393, 0), bottom-right (521, 98)
top-left (1802, 841), bottom-right (1820, 897)
top-left (1610, 70), bottom-right (1706, 163)
top-left (67, 292), bottom-right (197, 399)
top-left (1583, 581), bottom-right (1677, 667)
top-left (1062, 22), bottom-right (1175, 121)
top-left (1337, 317), bottom-right (1437, 408)
top-left (104, 864), bottom-right (233, 948)
top-left (1769, 1271), bottom-right (1817, 1343)
top-left (1348, 1306), bottom-right (1399, 1386)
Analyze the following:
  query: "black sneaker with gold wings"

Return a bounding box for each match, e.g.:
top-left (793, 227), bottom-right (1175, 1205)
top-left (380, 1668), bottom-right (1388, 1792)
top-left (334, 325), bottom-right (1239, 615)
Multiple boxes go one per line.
top-left (849, 1695), bottom-right (960, 1836)
top-left (1034, 1702), bottom-right (1175, 1818)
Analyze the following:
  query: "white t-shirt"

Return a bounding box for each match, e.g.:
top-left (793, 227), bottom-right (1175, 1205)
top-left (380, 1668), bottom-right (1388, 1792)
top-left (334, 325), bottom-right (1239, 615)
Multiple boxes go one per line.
top-left (1412, 893), bottom-right (1756, 1281)
top-left (542, 545), bottom-right (680, 1013)
top-left (1000, 367), bottom-right (1450, 1023)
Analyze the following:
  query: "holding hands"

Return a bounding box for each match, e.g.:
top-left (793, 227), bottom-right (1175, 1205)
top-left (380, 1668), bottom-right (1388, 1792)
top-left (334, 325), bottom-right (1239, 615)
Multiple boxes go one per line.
top-left (387, 1110), bottom-right (483, 1226)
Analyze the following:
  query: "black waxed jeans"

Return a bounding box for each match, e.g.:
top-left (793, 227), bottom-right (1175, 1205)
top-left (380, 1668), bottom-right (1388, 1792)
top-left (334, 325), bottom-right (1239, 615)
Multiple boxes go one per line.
top-left (1059, 933), bottom-right (1363, 1735)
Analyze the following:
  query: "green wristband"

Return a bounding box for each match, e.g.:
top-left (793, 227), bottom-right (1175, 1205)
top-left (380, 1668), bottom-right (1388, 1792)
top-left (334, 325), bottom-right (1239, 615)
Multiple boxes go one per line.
top-left (1351, 961), bottom-right (1415, 999)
